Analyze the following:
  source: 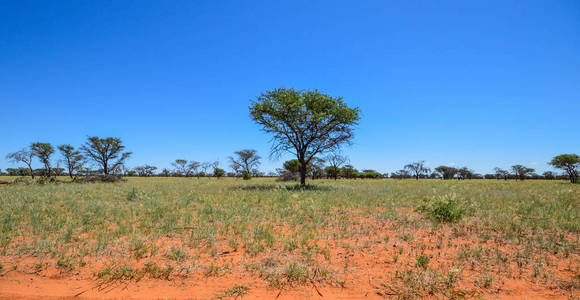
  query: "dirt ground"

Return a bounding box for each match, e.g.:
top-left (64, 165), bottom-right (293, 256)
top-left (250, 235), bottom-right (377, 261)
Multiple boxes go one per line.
top-left (1, 222), bottom-right (577, 299)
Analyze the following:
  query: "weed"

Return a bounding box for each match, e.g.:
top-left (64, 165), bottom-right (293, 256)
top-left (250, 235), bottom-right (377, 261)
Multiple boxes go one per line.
top-left (416, 255), bottom-right (430, 270)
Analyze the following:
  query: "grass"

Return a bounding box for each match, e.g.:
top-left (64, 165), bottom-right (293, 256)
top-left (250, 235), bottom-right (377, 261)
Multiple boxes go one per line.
top-left (0, 177), bottom-right (578, 297)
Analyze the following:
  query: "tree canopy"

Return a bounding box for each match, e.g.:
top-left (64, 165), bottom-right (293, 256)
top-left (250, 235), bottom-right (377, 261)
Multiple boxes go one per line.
top-left (81, 137), bottom-right (131, 175)
top-left (31, 142), bottom-right (54, 177)
top-left (229, 149), bottom-right (261, 177)
top-left (511, 165), bottom-right (535, 180)
top-left (58, 144), bottom-right (84, 179)
top-left (549, 154), bottom-right (579, 183)
top-left (249, 88), bottom-right (359, 185)
top-left (404, 161), bottom-right (430, 180)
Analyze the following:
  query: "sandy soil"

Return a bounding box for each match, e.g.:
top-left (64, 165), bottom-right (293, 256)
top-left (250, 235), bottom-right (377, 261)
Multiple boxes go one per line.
top-left (1, 219), bottom-right (578, 299)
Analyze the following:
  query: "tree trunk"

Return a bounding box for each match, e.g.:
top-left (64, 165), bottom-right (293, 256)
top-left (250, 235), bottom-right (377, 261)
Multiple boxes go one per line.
top-left (29, 165), bottom-right (34, 179)
top-left (298, 156), bottom-right (306, 186)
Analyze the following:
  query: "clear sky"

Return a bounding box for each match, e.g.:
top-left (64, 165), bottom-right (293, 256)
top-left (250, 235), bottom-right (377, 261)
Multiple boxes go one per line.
top-left (1, 1), bottom-right (579, 175)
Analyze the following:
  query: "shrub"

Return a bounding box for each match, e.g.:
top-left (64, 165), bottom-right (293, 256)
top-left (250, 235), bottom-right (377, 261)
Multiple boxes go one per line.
top-left (77, 175), bottom-right (125, 183)
top-left (417, 193), bottom-right (468, 223)
top-left (11, 177), bottom-right (34, 185)
top-left (243, 172), bottom-right (252, 180)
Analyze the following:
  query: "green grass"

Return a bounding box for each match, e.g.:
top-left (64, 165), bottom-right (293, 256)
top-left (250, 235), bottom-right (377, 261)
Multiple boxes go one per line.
top-left (1, 177), bottom-right (578, 254)
top-left (0, 177), bottom-right (578, 296)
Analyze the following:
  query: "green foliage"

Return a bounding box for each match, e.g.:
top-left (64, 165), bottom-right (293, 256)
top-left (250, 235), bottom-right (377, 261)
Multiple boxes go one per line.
top-left (359, 170), bottom-right (382, 179)
top-left (81, 137), bottom-right (131, 175)
top-left (58, 144), bottom-right (84, 178)
top-left (435, 166), bottom-right (458, 180)
top-left (249, 88), bottom-right (360, 185)
top-left (283, 159), bottom-right (302, 173)
top-left (243, 172), bottom-right (252, 180)
top-left (549, 154), bottom-right (579, 183)
top-left (418, 193), bottom-right (469, 223)
top-left (213, 167), bottom-right (225, 178)
top-left (30, 142), bottom-right (54, 176)
top-left (511, 165), bottom-right (535, 181)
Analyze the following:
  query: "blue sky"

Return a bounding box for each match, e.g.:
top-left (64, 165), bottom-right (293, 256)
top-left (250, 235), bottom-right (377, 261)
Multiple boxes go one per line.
top-left (1, 1), bottom-right (579, 174)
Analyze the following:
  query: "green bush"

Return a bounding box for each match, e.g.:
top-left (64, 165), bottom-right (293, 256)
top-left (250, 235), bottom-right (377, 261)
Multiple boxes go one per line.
top-left (417, 193), bottom-right (468, 223)
top-left (243, 172), bottom-right (252, 180)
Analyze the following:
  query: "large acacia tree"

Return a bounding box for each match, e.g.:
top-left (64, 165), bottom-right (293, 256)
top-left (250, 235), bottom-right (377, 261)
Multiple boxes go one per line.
top-left (81, 137), bottom-right (131, 175)
top-left (250, 88), bottom-right (360, 185)
top-left (31, 142), bottom-right (54, 177)
top-left (434, 166), bottom-right (458, 180)
top-left (549, 154), bottom-right (579, 183)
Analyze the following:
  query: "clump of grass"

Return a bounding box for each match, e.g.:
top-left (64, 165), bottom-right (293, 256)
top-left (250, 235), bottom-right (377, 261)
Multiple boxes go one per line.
top-left (130, 239), bottom-right (150, 260)
top-left (378, 268), bottom-right (465, 299)
top-left (219, 284), bottom-right (250, 298)
top-left (142, 262), bottom-right (173, 279)
top-left (416, 255), bottom-right (430, 270)
top-left (96, 263), bottom-right (138, 281)
top-left (126, 187), bottom-right (139, 201)
top-left (166, 246), bottom-right (188, 262)
top-left (205, 264), bottom-right (225, 277)
top-left (417, 193), bottom-right (469, 223)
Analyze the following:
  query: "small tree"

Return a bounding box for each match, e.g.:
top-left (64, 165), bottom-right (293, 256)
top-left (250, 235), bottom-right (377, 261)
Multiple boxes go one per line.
top-left (58, 144), bottom-right (84, 179)
top-left (457, 167), bottom-right (474, 180)
top-left (494, 167), bottom-right (510, 180)
top-left (229, 149), bottom-right (261, 177)
top-left (200, 161), bottom-right (213, 177)
top-left (250, 88), bottom-right (360, 186)
top-left (511, 165), bottom-right (535, 181)
top-left (134, 165), bottom-right (157, 177)
top-left (542, 171), bottom-right (555, 180)
top-left (160, 168), bottom-right (171, 177)
top-left (325, 152), bottom-right (348, 180)
top-left (81, 137), bottom-right (131, 175)
top-left (341, 164), bottom-right (359, 179)
top-left (31, 142), bottom-right (54, 178)
top-left (434, 166), bottom-right (458, 180)
top-left (309, 157), bottom-right (325, 179)
top-left (391, 169), bottom-right (411, 179)
top-left (213, 167), bottom-right (225, 178)
top-left (189, 161), bottom-right (201, 178)
top-left (404, 161), bottom-right (430, 180)
top-left (549, 154), bottom-right (579, 183)
top-left (6, 148), bottom-right (35, 179)
top-left (172, 159), bottom-right (192, 176)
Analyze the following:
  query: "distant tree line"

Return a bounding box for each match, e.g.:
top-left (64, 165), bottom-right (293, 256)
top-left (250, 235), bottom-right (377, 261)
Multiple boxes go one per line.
top-left (5, 136), bottom-right (131, 181)
top-left (3, 87), bottom-right (579, 185)
top-left (4, 140), bottom-right (578, 183)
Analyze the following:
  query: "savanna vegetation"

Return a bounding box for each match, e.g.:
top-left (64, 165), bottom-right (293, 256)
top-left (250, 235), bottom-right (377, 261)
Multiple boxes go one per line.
top-left (1, 88), bottom-right (579, 298)
top-left (0, 178), bottom-right (578, 298)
